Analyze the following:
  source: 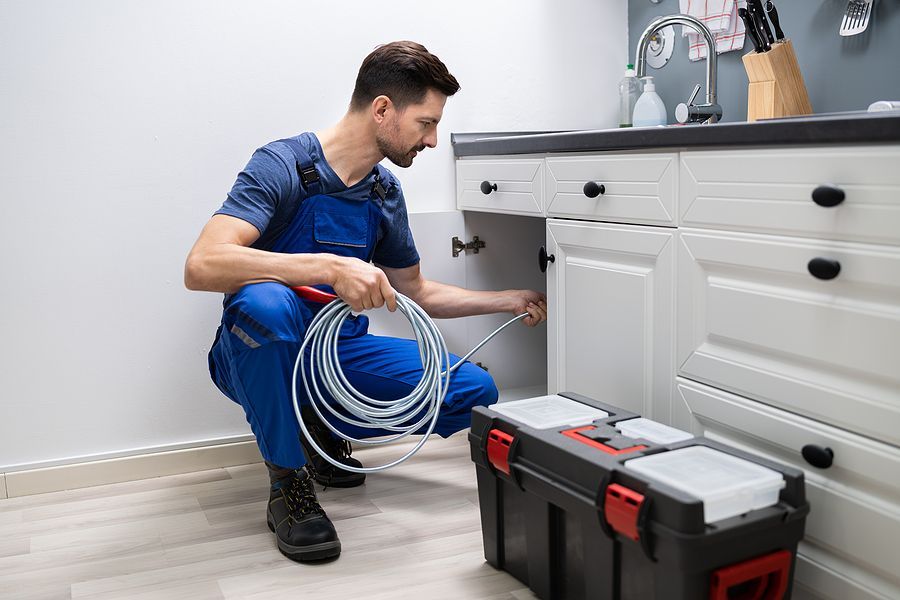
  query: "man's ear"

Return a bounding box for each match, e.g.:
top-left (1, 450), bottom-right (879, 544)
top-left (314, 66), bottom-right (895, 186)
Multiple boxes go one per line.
top-left (372, 95), bottom-right (392, 124)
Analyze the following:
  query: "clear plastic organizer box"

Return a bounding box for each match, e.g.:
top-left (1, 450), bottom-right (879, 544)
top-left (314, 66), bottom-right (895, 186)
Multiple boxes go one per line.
top-left (625, 445), bottom-right (786, 523)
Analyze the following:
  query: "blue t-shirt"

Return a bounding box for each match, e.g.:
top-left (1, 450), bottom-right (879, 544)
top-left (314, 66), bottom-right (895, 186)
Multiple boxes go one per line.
top-left (215, 132), bottom-right (420, 269)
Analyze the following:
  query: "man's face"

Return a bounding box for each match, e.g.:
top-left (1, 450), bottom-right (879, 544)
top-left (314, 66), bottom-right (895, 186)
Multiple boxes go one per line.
top-left (376, 88), bottom-right (446, 168)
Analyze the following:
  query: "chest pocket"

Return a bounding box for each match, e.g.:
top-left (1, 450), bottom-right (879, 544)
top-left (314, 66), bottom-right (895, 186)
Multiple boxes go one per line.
top-left (314, 211), bottom-right (368, 248)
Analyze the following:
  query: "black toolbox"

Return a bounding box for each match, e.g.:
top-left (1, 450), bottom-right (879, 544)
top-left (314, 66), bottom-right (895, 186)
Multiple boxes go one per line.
top-left (468, 392), bottom-right (809, 600)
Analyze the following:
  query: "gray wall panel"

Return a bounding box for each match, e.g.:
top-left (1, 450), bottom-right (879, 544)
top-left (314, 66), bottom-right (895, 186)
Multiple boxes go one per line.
top-left (628, 0), bottom-right (900, 122)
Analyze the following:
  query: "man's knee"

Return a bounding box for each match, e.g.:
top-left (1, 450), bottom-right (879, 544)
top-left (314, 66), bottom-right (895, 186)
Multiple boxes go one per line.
top-left (472, 367), bottom-right (499, 407)
top-left (226, 282), bottom-right (306, 344)
top-left (450, 362), bottom-right (499, 411)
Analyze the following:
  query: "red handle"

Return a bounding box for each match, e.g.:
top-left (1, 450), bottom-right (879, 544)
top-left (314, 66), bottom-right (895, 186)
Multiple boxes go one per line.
top-left (291, 286), bottom-right (339, 304)
top-left (709, 550), bottom-right (792, 600)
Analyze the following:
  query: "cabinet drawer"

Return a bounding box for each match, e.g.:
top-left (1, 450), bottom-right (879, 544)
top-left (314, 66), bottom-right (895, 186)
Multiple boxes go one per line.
top-left (456, 158), bottom-right (544, 216)
top-left (674, 379), bottom-right (900, 600)
top-left (680, 145), bottom-right (900, 245)
top-left (677, 228), bottom-right (900, 447)
top-left (546, 153), bottom-right (677, 225)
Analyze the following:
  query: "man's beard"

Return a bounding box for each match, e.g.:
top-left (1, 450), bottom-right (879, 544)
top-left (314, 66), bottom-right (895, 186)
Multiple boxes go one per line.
top-left (376, 125), bottom-right (423, 168)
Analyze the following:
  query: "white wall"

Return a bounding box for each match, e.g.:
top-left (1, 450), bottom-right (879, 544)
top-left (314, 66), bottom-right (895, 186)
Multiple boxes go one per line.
top-left (0, 0), bottom-right (627, 470)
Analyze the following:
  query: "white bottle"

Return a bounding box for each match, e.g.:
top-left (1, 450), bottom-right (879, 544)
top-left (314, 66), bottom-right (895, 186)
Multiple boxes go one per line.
top-left (632, 76), bottom-right (667, 127)
top-left (618, 64), bottom-right (642, 128)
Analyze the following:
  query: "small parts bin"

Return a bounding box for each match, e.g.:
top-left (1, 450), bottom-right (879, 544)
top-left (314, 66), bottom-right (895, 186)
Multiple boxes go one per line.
top-left (468, 392), bottom-right (809, 600)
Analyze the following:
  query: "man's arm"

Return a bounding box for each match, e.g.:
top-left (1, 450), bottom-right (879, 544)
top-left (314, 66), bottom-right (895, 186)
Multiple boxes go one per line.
top-left (184, 214), bottom-right (396, 312)
top-left (380, 262), bottom-right (547, 327)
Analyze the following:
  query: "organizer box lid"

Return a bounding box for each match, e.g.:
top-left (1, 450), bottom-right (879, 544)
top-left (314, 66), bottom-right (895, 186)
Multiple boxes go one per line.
top-left (490, 394), bottom-right (609, 429)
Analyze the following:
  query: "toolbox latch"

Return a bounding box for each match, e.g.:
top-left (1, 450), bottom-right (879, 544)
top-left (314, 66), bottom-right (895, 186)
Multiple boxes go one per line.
top-left (487, 429), bottom-right (514, 475)
top-left (604, 483), bottom-right (645, 542)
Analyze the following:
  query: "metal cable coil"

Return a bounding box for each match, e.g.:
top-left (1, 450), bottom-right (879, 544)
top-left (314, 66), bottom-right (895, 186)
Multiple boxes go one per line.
top-left (292, 292), bottom-right (527, 473)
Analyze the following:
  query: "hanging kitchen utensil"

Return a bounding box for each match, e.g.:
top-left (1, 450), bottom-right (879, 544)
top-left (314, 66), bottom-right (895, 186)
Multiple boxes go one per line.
top-left (840, 0), bottom-right (873, 37)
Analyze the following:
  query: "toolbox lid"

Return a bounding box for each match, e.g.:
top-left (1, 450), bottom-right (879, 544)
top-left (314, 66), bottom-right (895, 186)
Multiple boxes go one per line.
top-left (615, 418), bottom-right (693, 445)
top-left (490, 394), bottom-right (609, 429)
top-left (625, 446), bottom-right (786, 524)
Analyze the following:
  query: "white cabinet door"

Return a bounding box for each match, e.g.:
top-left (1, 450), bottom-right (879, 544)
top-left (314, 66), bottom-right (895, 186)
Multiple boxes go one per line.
top-left (674, 378), bottom-right (900, 600)
top-left (546, 153), bottom-right (677, 226)
top-left (680, 146), bottom-right (900, 246)
top-left (546, 219), bottom-right (675, 421)
top-left (677, 227), bottom-right (900, 447)
top-left (456, 157), bottom-right (544, 216)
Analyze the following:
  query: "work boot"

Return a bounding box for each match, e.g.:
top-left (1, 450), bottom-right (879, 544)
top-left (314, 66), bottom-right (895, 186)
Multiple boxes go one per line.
top-left (299, 406), bottom-right (366, 488)
top-left (266, 466), bottom-right (341, 562)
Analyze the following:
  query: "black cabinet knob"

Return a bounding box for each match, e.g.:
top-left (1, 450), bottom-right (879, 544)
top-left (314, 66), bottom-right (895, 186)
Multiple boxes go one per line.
top-left (538, 246), bottom-right (555, 273)
top-left (808, 257), bottom-right (841, 280)
top-left (583, 181), bottom-right (606, 198)
top-left (801, 445), bottom-right (834, 469)
top-left (480, 181), bottom-right (498, 195)
top-left (812, 185), bottom-right (845, 208)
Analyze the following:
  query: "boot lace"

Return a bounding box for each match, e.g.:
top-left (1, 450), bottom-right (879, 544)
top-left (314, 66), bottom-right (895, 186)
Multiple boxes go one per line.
top-left (303, 412), bottom-right (354, 471)
top-left (283, 470), bottom-right (326, 520)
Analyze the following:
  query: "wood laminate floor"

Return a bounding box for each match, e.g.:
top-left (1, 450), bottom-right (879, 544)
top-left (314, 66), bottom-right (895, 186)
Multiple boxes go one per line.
top-left (0, 433), bottom-right (538, 600)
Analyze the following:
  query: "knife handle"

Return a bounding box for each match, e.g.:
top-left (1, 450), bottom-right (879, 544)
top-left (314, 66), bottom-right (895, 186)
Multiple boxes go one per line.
top-left (766, 1), bottom-right (785, 40)
top-left (750, 0), bottom-right (775, 44)
top-left (739, 7), bottom-right (763, 52)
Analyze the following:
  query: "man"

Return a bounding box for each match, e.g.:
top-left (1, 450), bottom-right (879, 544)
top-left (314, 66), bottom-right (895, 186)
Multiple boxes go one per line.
top-left (184, 41), bottom-right (547, 562)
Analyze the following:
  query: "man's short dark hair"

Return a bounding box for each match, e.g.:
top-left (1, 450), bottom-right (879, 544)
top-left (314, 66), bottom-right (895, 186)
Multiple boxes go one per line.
top-left (350, 41), bottom-right (460, 112)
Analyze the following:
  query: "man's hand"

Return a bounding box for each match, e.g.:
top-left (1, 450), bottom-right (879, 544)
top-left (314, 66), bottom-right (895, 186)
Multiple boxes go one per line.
top-left (330, 256), bottom-right (398, 313)
top-left (507, 290), bottom-right (547, 327)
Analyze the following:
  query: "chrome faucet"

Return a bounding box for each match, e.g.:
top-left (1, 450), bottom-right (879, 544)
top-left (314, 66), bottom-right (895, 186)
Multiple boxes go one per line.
top-left (635, 14), bottom-right (723, 124)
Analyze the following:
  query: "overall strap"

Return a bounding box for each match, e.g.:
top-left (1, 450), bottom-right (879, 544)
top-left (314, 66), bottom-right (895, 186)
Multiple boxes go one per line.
top-left (372, 164), bottom-right (396, 204)
top-left (252, 137), bottom-right (322, 251)
top-left (277, 137), bottom-right (323, 198)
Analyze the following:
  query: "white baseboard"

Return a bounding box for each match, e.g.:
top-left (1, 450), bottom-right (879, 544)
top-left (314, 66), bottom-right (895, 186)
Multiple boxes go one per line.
top-left (0, 385), bottom-right (547, 500)
top-left (3, 440), bottom-right (262, 499)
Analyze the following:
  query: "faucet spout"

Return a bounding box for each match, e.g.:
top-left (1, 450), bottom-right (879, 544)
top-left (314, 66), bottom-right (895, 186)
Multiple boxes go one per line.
top-left (636, 14), bottom-right (721, 123)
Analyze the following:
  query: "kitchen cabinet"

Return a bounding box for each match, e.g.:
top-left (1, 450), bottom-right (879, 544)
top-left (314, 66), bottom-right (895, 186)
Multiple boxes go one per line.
top-left (674, 379), bottom-right (900, 600)
top-left (546, 218), bottom-right (674, 420)
top-left (680, 146), bottom-right (900, 246)
top-left (675, 147), bottom-right (900, 599)
top-left (456, 156), bottom-right (544, 216)
top-left (546, 153), bottom-right (678, 225)
top-left (455, 140), bottom-right (900, 600)
top-left (676, 227), bottom-right (900, 447)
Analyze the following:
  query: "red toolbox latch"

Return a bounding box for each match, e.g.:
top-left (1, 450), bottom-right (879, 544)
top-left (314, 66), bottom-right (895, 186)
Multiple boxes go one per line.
top-left (603, 483), bottom-right (644, 541)
top-left (604, 483), bottom-right (645, 542)
top-left (487, 429), bottom-right (514, 475)
top-left (709, 549), bottom-right (792, 600)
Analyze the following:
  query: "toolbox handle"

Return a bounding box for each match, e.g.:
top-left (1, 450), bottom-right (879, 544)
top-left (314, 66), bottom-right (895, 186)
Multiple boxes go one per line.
top-left (709, 549), bottom-right (792, 600)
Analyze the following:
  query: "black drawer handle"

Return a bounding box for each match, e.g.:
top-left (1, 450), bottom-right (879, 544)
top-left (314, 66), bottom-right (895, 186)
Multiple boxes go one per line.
top-left (480, 180), bottom-right (498, 195)
top-left (808, 257), bottom-right (841, 280)
top-left (538, 246), bottom-right (555, 273)
top-left (802, 445), bottom-right (834, 469)
top-left (812, 185), bottom-right (845, 208)
top-left (583, 181), bottom-right (606, 198)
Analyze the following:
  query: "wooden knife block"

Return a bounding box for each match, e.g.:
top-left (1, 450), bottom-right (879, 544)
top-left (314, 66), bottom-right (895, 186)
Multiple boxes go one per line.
top-left (742, 39), bottom-right (812, 122)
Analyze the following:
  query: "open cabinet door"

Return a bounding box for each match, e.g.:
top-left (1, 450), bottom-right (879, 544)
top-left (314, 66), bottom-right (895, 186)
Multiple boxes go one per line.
top-left (366, 211), bottom-right (470, 357)
top-left (463, 211), bottom-right (547, 398)
top-left (368, 210), bottom-right (547, 400)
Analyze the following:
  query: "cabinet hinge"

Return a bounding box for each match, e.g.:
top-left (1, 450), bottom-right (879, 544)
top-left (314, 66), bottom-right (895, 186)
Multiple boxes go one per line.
top-left (452, 235), bottom-right (486, 258)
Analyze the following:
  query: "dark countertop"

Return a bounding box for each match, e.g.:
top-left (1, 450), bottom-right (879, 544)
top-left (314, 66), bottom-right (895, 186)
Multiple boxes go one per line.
top-left (451, 112), bottom-right (900, 157)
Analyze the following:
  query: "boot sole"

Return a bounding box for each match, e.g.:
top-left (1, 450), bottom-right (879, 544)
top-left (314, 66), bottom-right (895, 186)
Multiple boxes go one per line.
top-left (312, 473), bottom-right (366, 488)
top-left (267, 516), bottom-right (341, 562)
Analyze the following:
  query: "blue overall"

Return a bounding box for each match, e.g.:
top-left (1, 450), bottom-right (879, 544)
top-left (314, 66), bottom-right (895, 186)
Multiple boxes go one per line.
top-left (207, 143), bottom-right (498, 469)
